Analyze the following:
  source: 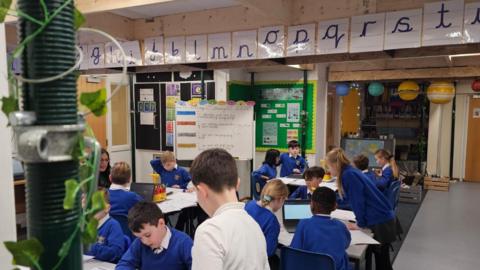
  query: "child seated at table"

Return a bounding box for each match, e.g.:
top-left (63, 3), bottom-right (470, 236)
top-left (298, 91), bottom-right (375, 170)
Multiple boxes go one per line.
top-left (290, 187), bottom-right (351, 270)
top-left (116, 202), bottom-right (193, 270)
top-left (150, 151), bottom-right (191, 189)
top-left (109, 162), bottom-right (143, 238)
top-left (289, 166), bottom-right (325, 200)
top-left (280, 140), bottom-right (307, 177)
top-left (252, 149), bottom-right (280, 193)
top-left (245, 179), bottom-right (289, 270)
top-left (85, 188), bottom-right (126, 263)
top-left (353, 154), bottom-right (377, 184)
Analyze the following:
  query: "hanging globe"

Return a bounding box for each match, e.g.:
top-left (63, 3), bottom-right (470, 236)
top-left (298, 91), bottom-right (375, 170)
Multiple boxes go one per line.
top-left (368, 82), bottom-right (384, 96)
top-left (427, 81), bottom-right (455, 104)
top-left (398, 81), bottom-right (420, 101)
top-left (471, 79), bottom-right (480, 92)
top-left (335, 83), bottom-right (350, 96)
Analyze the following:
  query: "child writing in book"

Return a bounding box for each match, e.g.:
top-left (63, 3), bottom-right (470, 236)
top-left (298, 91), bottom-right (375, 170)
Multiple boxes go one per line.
top-left (116, 201), bottom-right (192, 270)
top-left (85, 188), bottom-right (126, 263)
top-left (252, 149), bottom-right (280, 192)
top-left (289, 166), bottom-right (325, 200)
top-left (280, 140), bottom-right (307, 177)
top-left (150, 151), bottom-right (192, 190)
top-left (245, 179), bottom-right (289, 270)
top-left (189, 148), bottom-right (269, 270)
top-left (374, 149), bottom-right (399, 192)
top-left (290, 187), bottom-right (351, 270)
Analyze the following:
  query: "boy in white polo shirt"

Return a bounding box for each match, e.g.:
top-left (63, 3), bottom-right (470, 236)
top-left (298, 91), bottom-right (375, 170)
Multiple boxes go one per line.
top-left (189, 148), bottom-right (269, 270)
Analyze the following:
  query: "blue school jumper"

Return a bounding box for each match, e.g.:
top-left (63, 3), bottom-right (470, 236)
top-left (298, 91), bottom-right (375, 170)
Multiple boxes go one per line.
top-left (363, 170), bottom-right (377, 184)
top-left (279, 153), bottom-right (307, 177)
top-left (336, 192), bottom-right (351, 210)
top-left (289, 186), bottom-right (311, 200)
top-left (341, 165), bottom-right (394, 228)
top-left (244, 200), bottom-right (280, 257)
top-left (109, 189), bottom-right (143, 217)
top-left (85, 216), bottom-right (125, 263)
top-left (150, 159), bottom-right (191, 189)
top-left (116, 227), bottom-right (193, 270)
top-left (291, 215), bottom-right (351, 270)
top-left (375, 165), bottom-right (394, 192)
top-left (251, 163), bottom-right (277, 192)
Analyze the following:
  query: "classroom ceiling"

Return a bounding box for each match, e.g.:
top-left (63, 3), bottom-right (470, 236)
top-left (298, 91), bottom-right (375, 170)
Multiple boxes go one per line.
top-left (110, 0), bottom-right (241, 19)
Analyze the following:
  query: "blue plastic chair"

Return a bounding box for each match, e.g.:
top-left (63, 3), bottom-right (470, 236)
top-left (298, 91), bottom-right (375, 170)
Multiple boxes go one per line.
top-left (250, 174), bottom-right (261, 200)
top-left (386, 180), bottom-right (401, 212)
top-left (111, 214), bottom-right (134, 240)
top-left (280, 246), bottom-right (335, 270)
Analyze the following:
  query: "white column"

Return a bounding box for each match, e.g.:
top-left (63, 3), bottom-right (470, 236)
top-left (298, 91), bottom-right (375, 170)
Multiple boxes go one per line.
top-left (427, 101), bottom-right (453, 177)
top-left (315, 64), bottom-right (328, 161)
top-left (214, 69), bottom-right (229, 101)
top-left (0, 23), bottom-right (17, 269)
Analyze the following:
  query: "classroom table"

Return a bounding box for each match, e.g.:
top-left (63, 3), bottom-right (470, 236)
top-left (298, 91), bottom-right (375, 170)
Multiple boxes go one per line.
top-left (278, 177), bottom-right (338, 191)
top-left (275, 208), bottom-right (378, 270)
top-left (84, 258), bottom-right (116, 270)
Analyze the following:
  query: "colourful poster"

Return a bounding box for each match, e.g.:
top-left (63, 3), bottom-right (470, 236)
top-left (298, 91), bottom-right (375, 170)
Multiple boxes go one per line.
top-left (191, 83), bottom-right (203, 97)
top-left (166, 82), bottom-right (180, 96)
top-left (262, 122), bottom-right (278, 145)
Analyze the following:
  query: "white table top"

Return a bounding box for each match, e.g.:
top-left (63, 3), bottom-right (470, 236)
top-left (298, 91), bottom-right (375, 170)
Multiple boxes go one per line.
top-left (156, 187), bottom-right (198, 214)
top-left (278, 177), bottom-right (338, 191)
top-left (83, 258), bottom-right (116, 270)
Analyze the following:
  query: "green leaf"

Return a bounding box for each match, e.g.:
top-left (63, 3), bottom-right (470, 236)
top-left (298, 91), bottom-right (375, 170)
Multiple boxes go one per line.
top-left (91, 190), bottom-right (106, 214)
top-left (82, 218), bottom-right (98, 244)
top-left (1, 95), bottom-right (18, 119)
top-left (3, 238), bottom-right (44, 267)
top-left (79, 163), bottom-right (92, 182)
top-left (71, 133), bottom-right (85, 161)
top-left (0, 0), bottom-right (12, 22)
top-left (80, 88), bottom-right (107, 117)
top-left (73, 8), bottom-right (85, 30)
top-left (63, 179), bottom-right (79, 210)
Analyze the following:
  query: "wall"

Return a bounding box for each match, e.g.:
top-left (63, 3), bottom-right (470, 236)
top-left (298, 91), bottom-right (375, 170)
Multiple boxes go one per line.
top-left (0, 23), bottom-right (17, 269)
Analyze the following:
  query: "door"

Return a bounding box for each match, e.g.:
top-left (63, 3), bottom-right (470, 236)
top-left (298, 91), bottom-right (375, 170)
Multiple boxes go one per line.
top-left (107, 75), bottom-right (132, 165)
top-left (465, 96), bottom-right (480, 182)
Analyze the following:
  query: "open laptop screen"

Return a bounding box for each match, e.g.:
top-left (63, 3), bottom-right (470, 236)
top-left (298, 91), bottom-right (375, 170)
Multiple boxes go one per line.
top-left (283, 200), bottom-right (312, 220)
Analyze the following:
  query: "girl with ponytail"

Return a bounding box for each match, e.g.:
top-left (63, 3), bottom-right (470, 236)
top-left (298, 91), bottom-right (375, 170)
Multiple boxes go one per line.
top-left (326, 148), bottom-right (396, 270)
top-left (245, 179), bottom-right (289, 270)
top-left (374, 149), bottom-right (399, 192)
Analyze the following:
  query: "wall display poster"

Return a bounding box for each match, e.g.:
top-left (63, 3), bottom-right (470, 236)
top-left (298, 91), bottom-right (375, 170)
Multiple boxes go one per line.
top-left (165, 82), bottom-right (181, 146)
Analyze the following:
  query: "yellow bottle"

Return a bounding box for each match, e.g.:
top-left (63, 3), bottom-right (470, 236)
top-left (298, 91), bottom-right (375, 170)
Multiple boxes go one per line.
top-left (151, 173), bottom-right (167, 202)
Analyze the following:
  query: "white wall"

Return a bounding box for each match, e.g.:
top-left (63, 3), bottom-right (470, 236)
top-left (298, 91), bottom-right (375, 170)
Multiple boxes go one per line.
top-left (0, 23), bottom-right (17, 269)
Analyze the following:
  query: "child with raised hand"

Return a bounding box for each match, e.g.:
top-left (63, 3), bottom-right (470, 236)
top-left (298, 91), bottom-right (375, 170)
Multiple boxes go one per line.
top-left (245, 179), bottom-right (289, 270)
top-left (116, 202), bottom-right (192, 270)
top-left (279, 140), bottom-right (307, 177)
top-left (290, 187), bottom-right (351, 270)
top-left (252, 149), bottom-right (280, 193)
top-left (289, 166), bottom-right (325, 200)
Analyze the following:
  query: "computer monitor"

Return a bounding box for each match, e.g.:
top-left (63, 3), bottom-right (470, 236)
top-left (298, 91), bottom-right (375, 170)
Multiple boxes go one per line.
top-left (130, 183), bottom-right (155, 202)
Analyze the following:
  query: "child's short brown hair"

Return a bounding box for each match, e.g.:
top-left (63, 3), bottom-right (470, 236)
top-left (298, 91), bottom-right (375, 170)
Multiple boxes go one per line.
top-left (160, 151), bottom-right (176, 164)
top-left (353, 154), bottom-right (369, 171)
top-left (190, 148), bottom-right (237, 193)
top-left (110, 162), bottom-right (131, 185)
top-left (303, 166), bottom-right (325, 181)
top-left (128, 201), bottom-right (164, 233)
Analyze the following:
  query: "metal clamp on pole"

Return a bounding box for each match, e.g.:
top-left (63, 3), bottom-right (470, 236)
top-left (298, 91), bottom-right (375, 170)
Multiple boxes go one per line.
top-left (10, 111), bottom-right (86, 163)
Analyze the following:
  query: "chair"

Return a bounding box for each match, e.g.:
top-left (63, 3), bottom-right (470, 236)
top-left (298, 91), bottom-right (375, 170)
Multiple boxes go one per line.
top-left (280, 246), bottom-right (335, 270)
top-left (111, 214), bottom-right (134, 240)
top-left (386, 180), bottom-right (401, 212)
top-left (250, 174), bottom-right (261, 200)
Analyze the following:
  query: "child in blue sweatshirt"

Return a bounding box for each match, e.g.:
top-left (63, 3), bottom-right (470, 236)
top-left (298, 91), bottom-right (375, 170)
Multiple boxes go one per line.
top-left (85, 188), bottom-right (126, 263)
top-left (116, 202), bottom-right (193, 270)
top-left (252, 149), bottom-right (280, 193)
top-left (289, 166), bottom-right (325, 200)
top-left (150, 151), bottom-right (192, 189)
top-left (326, 148), bottom-right (396, 270)
top-left (279, 140), bottom-right (307, 177)
top-left (374, 149), bottom-right (399, 193)
top-left (291, 187), bottom-right (351, 270)
top-left (245, 179), bottom-right (289, 270)
top-left (109, 162), bottom-right (143, 239)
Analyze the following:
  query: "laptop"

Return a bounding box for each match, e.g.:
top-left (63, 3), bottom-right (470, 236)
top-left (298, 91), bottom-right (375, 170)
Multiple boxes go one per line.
top-left (282, 200), bottom-right (313, 233)
top-left (130, 183), bottom-right (155, 202)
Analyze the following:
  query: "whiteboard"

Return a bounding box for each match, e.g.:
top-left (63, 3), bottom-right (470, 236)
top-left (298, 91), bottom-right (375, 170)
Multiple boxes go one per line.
top-left (175, 103), bottom-right (254, 160)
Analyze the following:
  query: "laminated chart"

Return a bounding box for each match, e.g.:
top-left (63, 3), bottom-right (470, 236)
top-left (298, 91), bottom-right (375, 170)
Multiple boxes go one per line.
top-left (175, 101), bottom-right (254, 160)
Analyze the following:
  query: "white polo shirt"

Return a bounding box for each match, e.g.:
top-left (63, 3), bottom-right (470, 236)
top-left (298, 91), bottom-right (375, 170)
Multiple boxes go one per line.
top-left (192, 202), bottom-right (270, 270)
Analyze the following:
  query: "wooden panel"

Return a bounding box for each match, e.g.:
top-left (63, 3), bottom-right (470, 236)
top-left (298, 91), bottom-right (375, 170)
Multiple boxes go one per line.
top-left (77, 76), bottom-right (107, 148)
top-left (340, 88), bottom-right (360, 135)
top-left (465, 96), bottom-right (480, 182)
top-left (111, 83), bottom-right (129, 146)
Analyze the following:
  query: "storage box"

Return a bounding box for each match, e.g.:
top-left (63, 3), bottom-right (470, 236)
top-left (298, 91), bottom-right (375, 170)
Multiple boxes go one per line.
top-left (424, 176), bottom-right (450, 191)
top-left (399, 185), bottom-right (422, 203)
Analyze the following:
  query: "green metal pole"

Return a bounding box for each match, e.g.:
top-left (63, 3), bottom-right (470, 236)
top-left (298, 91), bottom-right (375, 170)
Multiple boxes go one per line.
top-left (18, 1), bottom-right (81, 269)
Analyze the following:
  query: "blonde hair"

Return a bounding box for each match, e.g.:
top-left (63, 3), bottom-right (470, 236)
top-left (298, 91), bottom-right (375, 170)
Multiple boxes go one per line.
top-left (375, 149), bottom-right (399, 179)
top-left (110, 162), bottom-right (131, 185)
top-left (326, 148), bottom-right (351, 198)
top-left (160, 151), bottom-right (176, 164)
top-left (259, 179), bottom-right (289, 207)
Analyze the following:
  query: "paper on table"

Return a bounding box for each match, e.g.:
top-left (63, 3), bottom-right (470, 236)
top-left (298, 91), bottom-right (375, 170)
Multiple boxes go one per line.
top-left (332, 209), bottom-right (356, 221)
top-left (278, 177), bottom-right (298, 185)
top-left (319, 181), bottom-right (338, 191)
top-left (83, 255), bottom-right (94, 261)
top-left (84, 259), bottom-right (116, 270)
top-left (350, 230), bottom-right (379, 245)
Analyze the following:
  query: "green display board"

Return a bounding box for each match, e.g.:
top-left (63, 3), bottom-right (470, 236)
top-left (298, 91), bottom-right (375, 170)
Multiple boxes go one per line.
top-left (228, 81), bottom-right (316, 153)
